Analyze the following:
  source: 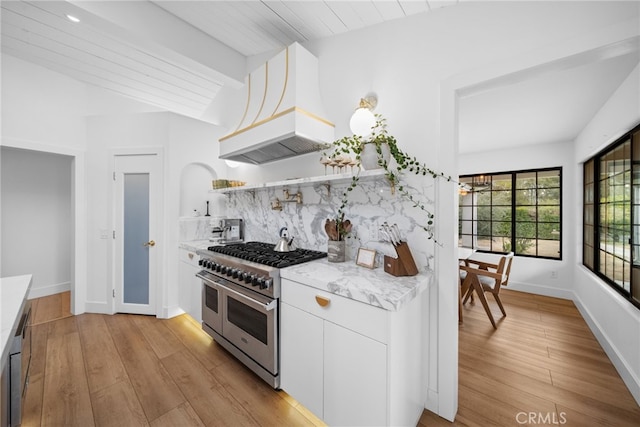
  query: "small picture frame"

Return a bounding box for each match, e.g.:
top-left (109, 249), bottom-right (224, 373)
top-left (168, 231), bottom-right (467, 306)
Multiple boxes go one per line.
top-left (356, 248), bottom-right (376, 269)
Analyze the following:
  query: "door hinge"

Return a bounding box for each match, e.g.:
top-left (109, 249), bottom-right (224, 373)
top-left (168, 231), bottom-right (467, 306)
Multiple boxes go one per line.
top-left (113, 172), bottom-right (116, 181)
top-left (113, 230), bottom-right (116, 239)
top-left (112, 289), bottom-right (115, 298)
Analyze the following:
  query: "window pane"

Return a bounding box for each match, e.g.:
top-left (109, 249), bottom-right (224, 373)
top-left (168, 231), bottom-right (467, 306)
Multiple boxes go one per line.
top-left (516, 172), bottom-right (537, 189)
top-left (493, 221), bottom-right (511, 237)
top-left (492, 190), bottom-right (512, 205)
top-left (515, 188), bottom-right (536, 205)
top-left (477, 221), bottom-right (491, 237)
top-left (516, 222), bottom-right (536, 239)
top-left (492, 174), bottom-right (512, 190)
top-left (538, 188), bottom-right (560, 205)
top-left (459, 168), bottom-right (561, 260)
top-left (477, 191), bottom-right (491, 205)
top-left (492, 206), bottom-right (511, 221)
top-left (594, 139), bottom-right (632, 292)
top-left (539, 240), bottom-right (560, 258)
top-left (537, 170), bottom-right (560, 188)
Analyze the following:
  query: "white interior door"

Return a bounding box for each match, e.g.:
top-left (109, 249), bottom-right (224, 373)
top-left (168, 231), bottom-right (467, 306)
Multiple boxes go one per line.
top-left (114, 153), bottom-right (160, 315)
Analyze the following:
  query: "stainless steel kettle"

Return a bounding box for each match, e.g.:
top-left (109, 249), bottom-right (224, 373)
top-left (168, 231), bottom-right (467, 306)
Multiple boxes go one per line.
top-left (274, 227), bottom-right (295, 252)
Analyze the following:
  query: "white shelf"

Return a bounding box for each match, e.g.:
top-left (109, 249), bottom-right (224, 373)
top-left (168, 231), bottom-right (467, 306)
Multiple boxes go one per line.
top-left (209, 169), bottom-right (387, 194)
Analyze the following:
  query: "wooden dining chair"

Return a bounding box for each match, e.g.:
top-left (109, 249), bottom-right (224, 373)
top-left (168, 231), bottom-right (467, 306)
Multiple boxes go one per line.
top-left (459, 252), bottom-right (514, 328)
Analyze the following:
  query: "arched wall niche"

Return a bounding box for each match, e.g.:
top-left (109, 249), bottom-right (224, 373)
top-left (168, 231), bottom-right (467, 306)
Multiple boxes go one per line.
top-left (179, 162), bottom-right (226, 218)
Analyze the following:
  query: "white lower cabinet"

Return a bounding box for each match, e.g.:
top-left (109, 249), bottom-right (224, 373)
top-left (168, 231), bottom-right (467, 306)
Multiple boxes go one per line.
top-left (178, 248), bottom-right (202, 322)
top-left (280, 302), bottom-right (324, 416)
top-left (323, 321), bottom-right (387, 426)
top-left (281, 277), bottom-right (424, 427)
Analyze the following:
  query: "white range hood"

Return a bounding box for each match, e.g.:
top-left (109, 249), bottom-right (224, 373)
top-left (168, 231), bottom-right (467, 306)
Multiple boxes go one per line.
top-left (219, 43), bottom-right (334, 165)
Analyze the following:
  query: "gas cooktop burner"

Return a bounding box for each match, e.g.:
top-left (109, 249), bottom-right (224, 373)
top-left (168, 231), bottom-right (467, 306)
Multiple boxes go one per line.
top-left (207, 241), bottom-right (327, 268)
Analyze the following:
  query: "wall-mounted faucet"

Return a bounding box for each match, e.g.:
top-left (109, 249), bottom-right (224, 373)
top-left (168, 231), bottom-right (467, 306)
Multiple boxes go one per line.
top-left (272, 188), bottom-right (303, 210)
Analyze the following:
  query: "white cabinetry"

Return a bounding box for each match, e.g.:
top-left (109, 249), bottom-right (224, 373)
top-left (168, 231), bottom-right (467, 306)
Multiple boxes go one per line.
top-left (281, 277), bottom-right (427, 426)
top-left (178, 248), bottom-right (201, 322)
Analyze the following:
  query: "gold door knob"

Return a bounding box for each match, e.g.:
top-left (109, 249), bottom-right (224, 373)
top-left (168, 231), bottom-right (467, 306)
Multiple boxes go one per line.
top-left (143, 240), bottom-right (156, 247)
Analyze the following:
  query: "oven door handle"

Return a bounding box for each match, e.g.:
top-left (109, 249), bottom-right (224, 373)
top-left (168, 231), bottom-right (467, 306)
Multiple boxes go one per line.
top-left (224, 285), bottom-right (277, 312)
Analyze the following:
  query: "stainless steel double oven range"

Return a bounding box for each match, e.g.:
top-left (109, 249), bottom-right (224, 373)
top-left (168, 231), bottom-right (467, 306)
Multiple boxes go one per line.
top-left (196, 242), bottom-right (326, 388)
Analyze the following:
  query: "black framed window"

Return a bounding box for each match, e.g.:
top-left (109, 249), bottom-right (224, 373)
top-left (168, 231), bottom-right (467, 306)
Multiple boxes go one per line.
top-left (459, 168), bottom-right (562, 259)
top-left (583, 124), bottom-right (640, 309)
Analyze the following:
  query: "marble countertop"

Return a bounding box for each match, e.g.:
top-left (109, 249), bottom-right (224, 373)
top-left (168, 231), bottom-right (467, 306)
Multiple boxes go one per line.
top-left (1, 274), bottom-right (32, 366)
top-left (281, 259), bottom-right (432, 311)
top-left (187, 241), bottom-right (432, 311)
top-left (179, 240), bottom-right (211, 252)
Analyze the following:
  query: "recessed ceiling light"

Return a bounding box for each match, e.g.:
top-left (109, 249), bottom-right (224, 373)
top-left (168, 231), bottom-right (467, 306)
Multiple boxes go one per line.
top-left (65, 14), bottom-right (80, 23)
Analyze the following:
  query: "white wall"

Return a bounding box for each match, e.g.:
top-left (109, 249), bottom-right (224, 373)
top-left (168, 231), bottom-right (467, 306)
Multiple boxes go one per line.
top-left (1, 55), bottom-right (87, 149)
top-left (1, 0), bottom-right (639, 420)
top-left (459, 140), bottom-right (576, 299)
top-left (573, 64), bottom-right (640, 404)
top-left (0, 147), bottom-right (72, 297)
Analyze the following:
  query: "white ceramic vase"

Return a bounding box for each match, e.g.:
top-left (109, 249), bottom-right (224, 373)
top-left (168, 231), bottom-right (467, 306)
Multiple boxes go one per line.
top-left (360, 142), bottom-right (390, 170)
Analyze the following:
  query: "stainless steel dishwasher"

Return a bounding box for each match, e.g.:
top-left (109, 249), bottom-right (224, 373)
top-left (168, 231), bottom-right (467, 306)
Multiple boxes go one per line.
top-left (2, 301), bottom-right (32, 427)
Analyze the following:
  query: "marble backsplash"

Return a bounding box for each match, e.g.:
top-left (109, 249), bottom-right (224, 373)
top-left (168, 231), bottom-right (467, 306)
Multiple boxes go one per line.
top-left (178, 216), bottom-right (214, 242)
top-left (221, 173), bottom-right (437, 269)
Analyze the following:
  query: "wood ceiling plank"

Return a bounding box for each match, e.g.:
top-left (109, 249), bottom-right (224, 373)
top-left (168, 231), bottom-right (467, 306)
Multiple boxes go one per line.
top-left (1, 7), bottom-right (220, 95)
top-left (397, 0), bottom-right (430, 16)
top-left (326, 1), bottom-right (384, 30)
top-left (259, 1), bottom-right (315, 41)
top-left (232, 1), bottom-right (294, 49)
top-left (1, 41), bottom-right (210, 117)
top-left (155, 1), bottom-right (275, 56)
top-left (371, 1), bottom-right (408, 20)
top-left (1, 24), bottom-right (216, 108)
top-left (273, 2), bottom-right (336, 39)
top-left (298, 2), bottom-right (349, 35)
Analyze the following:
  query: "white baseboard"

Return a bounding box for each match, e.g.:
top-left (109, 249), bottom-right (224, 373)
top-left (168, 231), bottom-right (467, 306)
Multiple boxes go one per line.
top-left (572, 294), bottom-right (640, 406)
top-left (161, 305), bottom-right (185, 319)
top-left (28, 281), bottom-right (71, 299)
top-left (424, 389), bottom-right (441, 420)
top-left (84, 301), bottom-right (111, 314)
top-left (507, 281), bottom-right (574, 300)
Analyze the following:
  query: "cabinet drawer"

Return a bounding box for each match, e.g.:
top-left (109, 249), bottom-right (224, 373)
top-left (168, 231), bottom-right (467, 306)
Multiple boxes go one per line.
top-left (179, 248), bottom-right (200, 267)
top-left (281, 278), bottom-right (387, 343)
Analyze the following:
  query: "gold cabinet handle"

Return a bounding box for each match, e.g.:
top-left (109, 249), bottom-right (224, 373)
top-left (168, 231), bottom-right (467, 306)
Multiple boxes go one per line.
top-left (188, 252), bottom-right (194, 259)
top-left (143, 240), bottom-right (156, 247)
top-left (315, 295), bottom-right (330, 307)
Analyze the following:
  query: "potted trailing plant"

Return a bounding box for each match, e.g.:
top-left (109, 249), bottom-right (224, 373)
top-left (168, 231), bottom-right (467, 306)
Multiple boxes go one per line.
top-left (326, 114), bottom-right (456, 241)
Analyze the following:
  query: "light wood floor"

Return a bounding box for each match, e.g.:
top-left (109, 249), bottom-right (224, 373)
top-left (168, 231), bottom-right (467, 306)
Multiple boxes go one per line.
top-left (22, 292), bottom-right (324, 427)
top-left (23, 290), bottom-right (640, 426)
top-left (421, 289), bottom-right (640, 426)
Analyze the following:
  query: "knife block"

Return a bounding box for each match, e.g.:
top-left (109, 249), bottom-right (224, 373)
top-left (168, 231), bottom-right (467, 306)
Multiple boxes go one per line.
top-left (384, 242), bottom-right (418, 277)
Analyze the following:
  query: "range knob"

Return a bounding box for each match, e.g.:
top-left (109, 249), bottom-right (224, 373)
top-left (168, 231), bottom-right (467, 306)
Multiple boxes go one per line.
top-left (220, 266), bottom-right (227, 274)
top-left (206, 261), bottom-right (213, 269)
top-left (232, 270), bottom-right (240, 279)
top-left (198, 259), bottom-right (204, 266)
top-left (261, 278), bottom-right (273, 290)
top-left (244, 274), bottom-right (253, 284)
top-left (226, 268), bottom-right (234, 277)
top-left (252, 276), bottom-right (260, 287)
top-left (215, 264), bottom-right (222, 272)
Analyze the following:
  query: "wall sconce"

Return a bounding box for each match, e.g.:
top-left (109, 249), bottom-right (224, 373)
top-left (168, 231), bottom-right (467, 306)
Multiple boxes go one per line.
top-left (349, 94), bottom-right (378, 137)
top-left (225, 160), bottom-right (241, 168)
